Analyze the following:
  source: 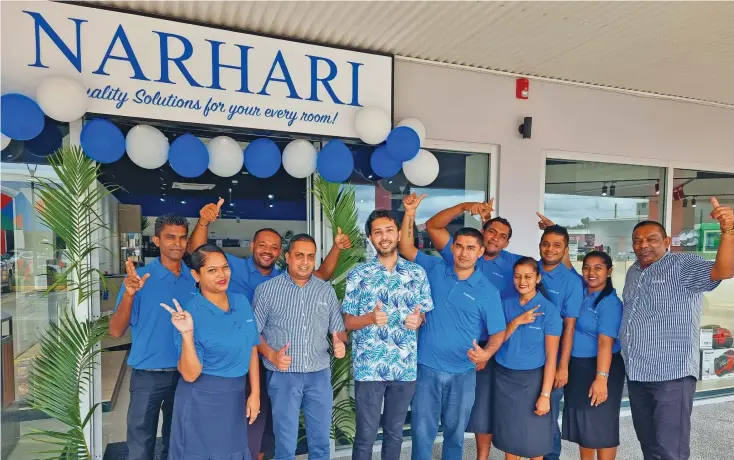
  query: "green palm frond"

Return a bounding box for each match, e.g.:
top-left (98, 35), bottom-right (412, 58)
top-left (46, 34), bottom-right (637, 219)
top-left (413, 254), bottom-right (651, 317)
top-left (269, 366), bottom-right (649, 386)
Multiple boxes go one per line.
top-left (26, 145), bottom-right (118, 459)
top-left (312, 175), bottom-right (367, 446)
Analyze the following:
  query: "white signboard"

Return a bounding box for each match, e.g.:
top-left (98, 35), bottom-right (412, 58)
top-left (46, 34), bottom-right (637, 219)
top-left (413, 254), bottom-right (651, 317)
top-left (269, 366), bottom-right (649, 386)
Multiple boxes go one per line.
top-left (0, 1), bottom-right (393, 138)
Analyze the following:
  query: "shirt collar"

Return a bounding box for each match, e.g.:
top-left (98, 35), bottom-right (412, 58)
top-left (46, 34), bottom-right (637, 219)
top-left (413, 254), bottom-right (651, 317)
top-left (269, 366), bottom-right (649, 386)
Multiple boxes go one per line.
top-left (197, 292), bottom-right (235, 316)
top-left (246, 256), bottom-right (279, 277)
top-left (151, 258), bottom-right (193, 281)
top-left (445, 266), bottom-right (482, 287)
top-left (632, 251), bottom-right (671, 272)
top-left (283, 270), bottom-right (313, 287)
top-left (539, 261), bottom-right (565, 279)
top-left (369, 255), bottom-right (408, 271)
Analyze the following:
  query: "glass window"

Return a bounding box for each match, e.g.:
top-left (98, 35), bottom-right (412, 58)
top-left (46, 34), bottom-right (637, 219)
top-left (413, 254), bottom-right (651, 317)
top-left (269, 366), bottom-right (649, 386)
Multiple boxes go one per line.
top-left (542, 159), bottom-right (667, 293)
top-left (1, 120), bottom-right (73, 459)
top-left (671, 169), bottom-right (734, 393)
top-left (352, 149), bottom-right (490, 260)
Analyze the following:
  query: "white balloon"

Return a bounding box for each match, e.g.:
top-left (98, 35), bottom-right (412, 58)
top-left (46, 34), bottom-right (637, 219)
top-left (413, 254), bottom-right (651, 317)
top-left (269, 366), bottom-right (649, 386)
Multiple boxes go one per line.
top-left (354, 106), bottom-right (391, 145)
top-left (403, 149), bottom-right (439, 186)
top-left (126, 125), bottom-right (169, 169)
top-left (1, 134), bottom-right (10, 150)
top-left (282, 139), bottom-right (317, 178)
top-left (207, 136), bottom-right (244, 177)
top-left (397, 118), bottom-right (427, 146)
top-left (36, 76), bottom-right (87, 122)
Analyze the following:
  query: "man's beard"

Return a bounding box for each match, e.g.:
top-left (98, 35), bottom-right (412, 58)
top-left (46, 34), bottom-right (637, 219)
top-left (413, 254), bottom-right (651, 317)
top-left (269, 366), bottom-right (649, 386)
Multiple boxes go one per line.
top-left (375, 243), bottom-right (397, 257)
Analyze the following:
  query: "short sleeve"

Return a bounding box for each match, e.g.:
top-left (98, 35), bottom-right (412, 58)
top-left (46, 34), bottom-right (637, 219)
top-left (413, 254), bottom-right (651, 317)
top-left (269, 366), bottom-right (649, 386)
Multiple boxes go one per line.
top-left (597, 295), bottom-right (623, 339)
top-left (237, 294), bottom-right (261, 349)
top-left (327, 287), bottom-right (346, 333)
top-left (252, 285), bottom-right (269, 333)
top-left (410, 266), bottom-right (434, 313)
top-left (481, 287), bottom-right (506, 336)
top-left (113, 282), bottom-right (141, 326)
top-left (544, 304), bottom-right (563, 337)
top-left (680, 254), bottom-right (721, 293)
top-left (561, 276), bottom-right (583, 318)
top-left (414, 251), bottom-right (443, 274)
top-left (439, 237), bottom-right (455, 265)
top-left (341, 269), bottom-right (362, 315)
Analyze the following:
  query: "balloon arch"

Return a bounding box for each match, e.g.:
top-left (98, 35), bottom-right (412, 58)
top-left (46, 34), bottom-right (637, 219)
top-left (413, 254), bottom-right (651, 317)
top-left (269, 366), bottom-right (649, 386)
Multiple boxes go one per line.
top-left (1, 77), bottom-right (439, 185)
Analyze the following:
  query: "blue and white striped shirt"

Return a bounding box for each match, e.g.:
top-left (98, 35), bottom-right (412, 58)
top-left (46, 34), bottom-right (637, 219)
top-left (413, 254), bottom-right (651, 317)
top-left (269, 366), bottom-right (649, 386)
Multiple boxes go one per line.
top-left (252, 272), bottom-right (345, 373)
top-left (620, 252), bottom-right (721, 382)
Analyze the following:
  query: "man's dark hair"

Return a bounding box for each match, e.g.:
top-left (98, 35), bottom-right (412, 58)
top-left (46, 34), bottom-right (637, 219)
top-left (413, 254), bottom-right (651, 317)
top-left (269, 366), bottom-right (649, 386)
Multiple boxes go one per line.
top-left (254, 228), bottom-right (282, 243)
top-left (287, 233), bottom-right (316, 252)
top-left (453, 227), bottom-right (484, 246)
top-left (483, 217), bottom-right (513, 239)
top-left (154, 214), bottom-right (189, 237)
top-left (633, 220), bottom-right (668, 238)
top-left (542, 224), bottom-right (569, 246)
top-left (365, 209), bottom-right (399, 235)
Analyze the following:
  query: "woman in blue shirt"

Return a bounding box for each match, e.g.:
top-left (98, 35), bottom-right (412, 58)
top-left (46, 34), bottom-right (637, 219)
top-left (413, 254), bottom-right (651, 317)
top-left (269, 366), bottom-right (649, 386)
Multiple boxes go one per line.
top-left (561, 251), bottom-right (624, 460)
top-left (161, 244), bottom-right (261, 460)
top-left (493, 257), bottom-right (562, 460)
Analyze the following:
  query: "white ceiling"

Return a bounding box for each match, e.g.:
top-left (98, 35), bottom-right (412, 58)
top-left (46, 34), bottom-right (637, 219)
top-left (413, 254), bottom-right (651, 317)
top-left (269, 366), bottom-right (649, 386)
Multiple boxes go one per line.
top-left (94, 1), bottom-right (734, 106)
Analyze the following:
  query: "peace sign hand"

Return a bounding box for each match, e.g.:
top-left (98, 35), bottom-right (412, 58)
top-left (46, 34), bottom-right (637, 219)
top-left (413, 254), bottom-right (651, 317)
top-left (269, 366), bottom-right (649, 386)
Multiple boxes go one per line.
top-left (160, 299), bottom-right (194, 333)
top-left (124, 257), bottom-right (150, 296)
top-left (200, 198), bottom-right (225, 224)
top-left (334, 227), bottom-right (352, 250)
top-left (514, 306), bottom-right (543, 326)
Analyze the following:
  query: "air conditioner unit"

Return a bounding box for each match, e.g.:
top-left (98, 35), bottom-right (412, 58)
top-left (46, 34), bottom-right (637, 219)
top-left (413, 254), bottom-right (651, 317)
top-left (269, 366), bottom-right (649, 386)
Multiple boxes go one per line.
top-left (172, 182), bottom-right (215, 191)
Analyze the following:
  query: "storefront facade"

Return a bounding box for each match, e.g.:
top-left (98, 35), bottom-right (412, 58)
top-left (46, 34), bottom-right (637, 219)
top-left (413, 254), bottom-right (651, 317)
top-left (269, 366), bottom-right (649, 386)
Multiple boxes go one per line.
top-left (1, 2), bottom-right (733, 459)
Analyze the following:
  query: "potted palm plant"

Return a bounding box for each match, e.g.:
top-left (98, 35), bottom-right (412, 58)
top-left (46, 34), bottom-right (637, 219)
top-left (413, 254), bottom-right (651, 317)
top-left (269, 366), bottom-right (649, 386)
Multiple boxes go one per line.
top-left (27, 145), bottom-right (116, 459)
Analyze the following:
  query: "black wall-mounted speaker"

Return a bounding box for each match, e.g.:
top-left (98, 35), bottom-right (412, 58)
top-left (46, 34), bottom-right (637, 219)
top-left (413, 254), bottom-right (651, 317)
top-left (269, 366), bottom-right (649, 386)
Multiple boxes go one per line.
top-left (518, 117), bottom-right (532, 139)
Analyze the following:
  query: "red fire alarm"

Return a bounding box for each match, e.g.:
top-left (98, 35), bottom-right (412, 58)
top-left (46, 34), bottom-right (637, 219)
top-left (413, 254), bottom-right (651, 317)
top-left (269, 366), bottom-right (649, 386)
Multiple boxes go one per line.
top-left (516, 78), bottom-right (529, 99)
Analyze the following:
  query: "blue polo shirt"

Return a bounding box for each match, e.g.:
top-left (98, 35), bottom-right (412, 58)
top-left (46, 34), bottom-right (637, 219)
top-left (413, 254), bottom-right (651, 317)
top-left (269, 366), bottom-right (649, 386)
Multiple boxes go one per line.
top-left (175, 292), bottom-right (260, 378)
top-left (226, 254), bottom-right (281, 302)
top-left (114, 258), bottom-right (197, 369)
top-left (571, 289), bottom-right (623, 358)
top-left (440, 237), bottom-right (523, 299)
top-left (538, 262), bottom-right (583, 319)
top-left (495, 293), bottom-right (563, 370)
top-left (414, 252), bottom-right (505, 374)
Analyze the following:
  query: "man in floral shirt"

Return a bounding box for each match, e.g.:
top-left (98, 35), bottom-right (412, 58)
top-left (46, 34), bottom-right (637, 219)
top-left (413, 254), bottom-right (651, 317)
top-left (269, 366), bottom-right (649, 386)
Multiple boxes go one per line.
top-left (342, 210), bottom-right (433, 460)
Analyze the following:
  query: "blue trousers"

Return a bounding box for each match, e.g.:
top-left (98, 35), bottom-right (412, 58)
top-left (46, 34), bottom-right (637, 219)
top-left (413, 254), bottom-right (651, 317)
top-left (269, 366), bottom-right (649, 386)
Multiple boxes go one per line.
top-left (267, 369), bottom-right (332, 460)
top-left (543, 386), bottom-right (564, 460)
top-left (126, 369), bottom-right (179, 460)
top-left (411, 365), bottom-right (476, 460)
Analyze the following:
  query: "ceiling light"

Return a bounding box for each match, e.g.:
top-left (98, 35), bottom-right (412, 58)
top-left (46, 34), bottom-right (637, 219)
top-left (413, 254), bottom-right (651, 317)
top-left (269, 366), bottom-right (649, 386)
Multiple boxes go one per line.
top-left (601, 183), bottom-right (608, 196)
top-left (655, 181), bottom-right (660, 195)
top-left (181, 200), bottom-right (186, 204)
top-left (368, 175), bottom-right (373, 179)
top-left (389, 180), bottom-right (393, 184)
top-left (228, 188), bottom-right (232, 192)
top-left (268, 194), bottom-right (274, 199)
top-left (229, 203), bottom-right (234, 207)
top-left (269, 204), bottom-right (273, 208)
top-left (160, 198), bottom-right (165, 202)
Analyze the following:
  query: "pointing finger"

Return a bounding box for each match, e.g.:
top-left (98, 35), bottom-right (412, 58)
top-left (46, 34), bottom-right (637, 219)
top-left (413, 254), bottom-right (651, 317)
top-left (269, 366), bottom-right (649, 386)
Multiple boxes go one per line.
top-left (160, 303), bottom-right (176, 314)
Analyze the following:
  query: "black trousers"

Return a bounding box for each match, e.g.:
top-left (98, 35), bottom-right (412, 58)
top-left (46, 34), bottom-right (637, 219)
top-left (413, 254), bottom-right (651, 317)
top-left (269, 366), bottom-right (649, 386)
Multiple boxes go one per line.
top-left (352, 380), bottom-right (416, 460)
top-left (627, 376), bottom-right (696, 460)
top-left (126, 369), bottom-right (179, 460)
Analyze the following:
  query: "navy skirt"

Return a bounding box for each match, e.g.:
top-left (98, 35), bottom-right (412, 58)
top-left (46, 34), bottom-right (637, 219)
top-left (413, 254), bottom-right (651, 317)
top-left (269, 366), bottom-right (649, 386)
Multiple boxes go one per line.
top-left (492, 364), bottom-right (553, 458)
top-left (562, 353), bottom-right (625, 449)
top-left (168, 374), bottom-right (251, 460)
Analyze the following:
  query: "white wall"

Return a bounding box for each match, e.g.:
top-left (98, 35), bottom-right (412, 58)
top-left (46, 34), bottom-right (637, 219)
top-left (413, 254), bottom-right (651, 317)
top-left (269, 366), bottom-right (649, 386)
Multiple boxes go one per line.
top-left (394, 60), bottom-right (734, 255)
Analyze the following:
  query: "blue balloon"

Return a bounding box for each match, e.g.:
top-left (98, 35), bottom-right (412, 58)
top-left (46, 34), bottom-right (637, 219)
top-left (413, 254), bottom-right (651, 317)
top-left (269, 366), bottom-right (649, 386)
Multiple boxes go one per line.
top-left (169, 134), bottom-right (209, 178)
top-left (317, 140), bottom-right (354, 183)
top-left (1, 93), bottom-right (45, 140)
top-left (386, 126), bottom-right (420, 161)
top-left (353, 146), bottom-right (381, 182)
top-left (80, 118), bottom-right (125, 163)
top-left (25, 120), bottom-right (62, 157)
top-left (370, 145), bottom-right (401, 178)
top-left (244, 138), bottom-right (281, 178)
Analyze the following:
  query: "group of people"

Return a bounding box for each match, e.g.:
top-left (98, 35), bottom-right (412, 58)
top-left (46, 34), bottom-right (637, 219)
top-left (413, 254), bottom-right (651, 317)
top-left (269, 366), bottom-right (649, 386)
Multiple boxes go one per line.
top-left (110, 193), bottom-right (734, 460)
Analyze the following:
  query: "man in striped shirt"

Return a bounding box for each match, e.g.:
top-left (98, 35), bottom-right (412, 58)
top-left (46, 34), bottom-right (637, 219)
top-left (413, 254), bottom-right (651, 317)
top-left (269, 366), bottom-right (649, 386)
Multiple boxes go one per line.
top-left (621, 197), bottom-right (734, 460)
top-left (253, 234), bottom-right (348, 460)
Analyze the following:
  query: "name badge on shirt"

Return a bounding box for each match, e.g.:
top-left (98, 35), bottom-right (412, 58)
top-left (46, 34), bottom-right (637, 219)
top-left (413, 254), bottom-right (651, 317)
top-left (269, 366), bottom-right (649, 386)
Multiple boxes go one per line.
top-left (528, 325), bottom-right (542, 330)
top-left (463, 292), bottom-right (476, 301)
top-left (492, 272), bottom-right (503, 278)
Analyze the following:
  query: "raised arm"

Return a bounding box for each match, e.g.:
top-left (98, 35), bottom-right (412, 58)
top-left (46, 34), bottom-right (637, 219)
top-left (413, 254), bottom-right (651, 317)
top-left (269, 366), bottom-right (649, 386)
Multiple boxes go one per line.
top-left (399, 193), bottom-right (426, 261)
top-left (710, 197), bottom-right (734, 281)
top-left (109, 258), bottom-right (150, 338)
top-left (314, 227), bottom-right (352, 281)
top-left (187, 199), bottom-right (224, 253)
top-left (161, 299), bottom-right (202, 383)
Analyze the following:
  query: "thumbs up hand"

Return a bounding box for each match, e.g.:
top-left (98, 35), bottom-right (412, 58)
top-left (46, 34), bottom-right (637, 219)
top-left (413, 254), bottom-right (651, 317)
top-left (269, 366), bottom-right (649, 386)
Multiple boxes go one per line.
top-left (405, 306), bottom-right (423, 330)
top-left (334, 227), bottom-right (352, 250)
top-left (200, 198), bottom-right (225, 224)
top-left (332, 332), bottom-right (346, 359)
top-left (371, 301), bottom-right (388, 327)
top-left (274, 342), bottom-right (292, 371)
top-left (710, 197), bottom-right (734, 232)
top-left (467, 339), bottom-right (491, 370)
